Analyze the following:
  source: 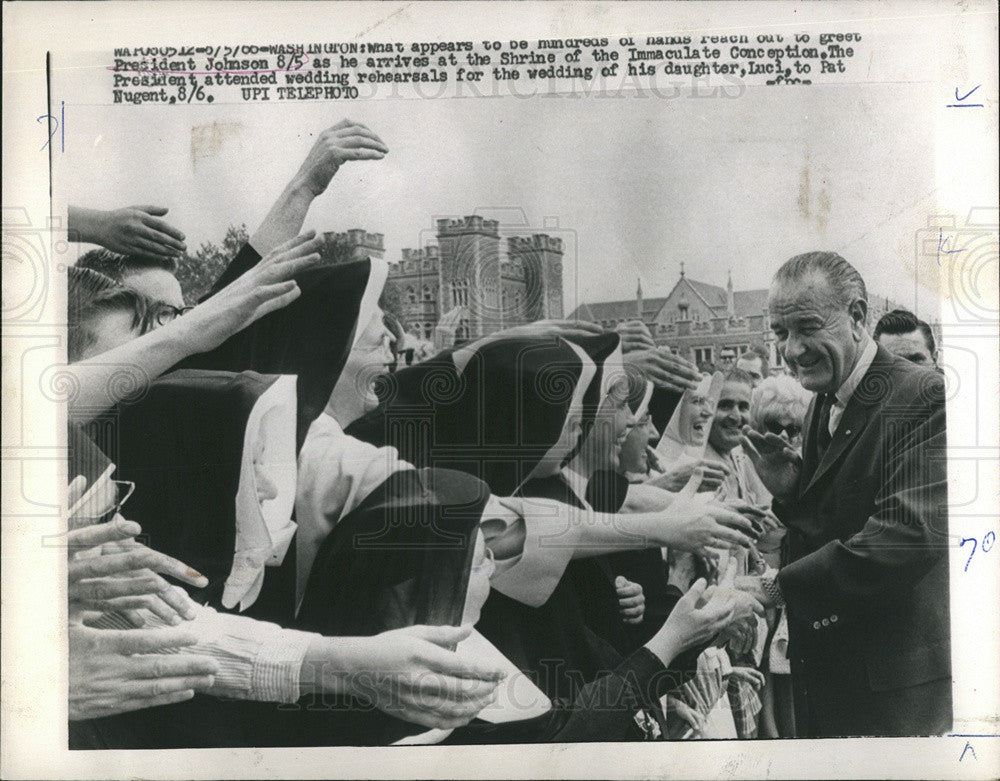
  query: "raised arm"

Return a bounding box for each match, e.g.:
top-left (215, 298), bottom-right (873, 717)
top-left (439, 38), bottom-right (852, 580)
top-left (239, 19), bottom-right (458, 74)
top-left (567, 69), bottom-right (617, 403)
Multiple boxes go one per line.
top-left (248, 119), bottom-right (388, 256)
top-left (68, 233), bottom-right (323, 422)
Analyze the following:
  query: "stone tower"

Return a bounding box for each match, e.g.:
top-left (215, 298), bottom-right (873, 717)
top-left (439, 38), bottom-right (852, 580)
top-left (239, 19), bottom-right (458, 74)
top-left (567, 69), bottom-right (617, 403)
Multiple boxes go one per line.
top-left (506, 234), bottom-right (564, 323)
top-left (436, 216), bottom-right (501, 339)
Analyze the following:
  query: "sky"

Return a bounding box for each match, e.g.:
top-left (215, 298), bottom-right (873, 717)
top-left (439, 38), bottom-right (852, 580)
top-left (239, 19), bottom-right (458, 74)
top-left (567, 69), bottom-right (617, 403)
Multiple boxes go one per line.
top-left (56, 77), bottom-right (944, 318)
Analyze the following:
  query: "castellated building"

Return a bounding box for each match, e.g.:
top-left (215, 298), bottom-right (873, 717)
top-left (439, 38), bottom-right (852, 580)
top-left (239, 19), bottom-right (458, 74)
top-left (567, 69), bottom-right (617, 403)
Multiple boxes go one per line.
top-left (569, 266), bottom-right (933, 373)
top-left (320, 229), bottom-right (385, 262)
top-left (389, 216), bottom-right (564, 342)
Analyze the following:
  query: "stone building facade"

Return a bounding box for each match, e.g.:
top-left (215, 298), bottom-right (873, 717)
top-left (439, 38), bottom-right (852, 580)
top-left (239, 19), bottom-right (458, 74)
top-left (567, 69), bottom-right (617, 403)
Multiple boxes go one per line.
top-left (390, 216), bottom-right (564, 342)
top-left (569, 267), bottom-right (922, 372)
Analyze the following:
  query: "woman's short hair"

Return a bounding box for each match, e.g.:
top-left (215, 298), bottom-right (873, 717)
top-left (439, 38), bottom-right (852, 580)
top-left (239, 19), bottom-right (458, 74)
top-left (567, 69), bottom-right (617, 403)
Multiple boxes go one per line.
top-left (750, 374), bottom-right (813, 431)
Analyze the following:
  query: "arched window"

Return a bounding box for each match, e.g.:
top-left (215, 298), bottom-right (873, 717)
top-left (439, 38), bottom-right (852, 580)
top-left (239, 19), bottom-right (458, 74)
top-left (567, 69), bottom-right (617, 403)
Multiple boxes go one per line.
top-left (422, 284), bottom-right (433, 301)
top-left (450, 279), bottom-right (468, 307)
top-left (406, 286), bottom-right (416, 304)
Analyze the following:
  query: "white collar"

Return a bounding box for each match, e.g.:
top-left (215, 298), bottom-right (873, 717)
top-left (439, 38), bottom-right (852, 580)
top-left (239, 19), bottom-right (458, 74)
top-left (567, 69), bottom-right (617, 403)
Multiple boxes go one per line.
top-left (560, 466), bottom-right (592, 508)
top-left (834, 337), bottom-right (877, 408)
top-left (223, 375), bottom-right (299, 612)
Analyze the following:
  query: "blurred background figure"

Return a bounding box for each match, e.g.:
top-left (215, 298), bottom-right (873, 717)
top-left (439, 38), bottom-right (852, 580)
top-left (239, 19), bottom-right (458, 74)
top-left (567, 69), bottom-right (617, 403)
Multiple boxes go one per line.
top-left (873, 308), bottom-right (938, 368)
top-left (736, 344), bottom-right (770, 386)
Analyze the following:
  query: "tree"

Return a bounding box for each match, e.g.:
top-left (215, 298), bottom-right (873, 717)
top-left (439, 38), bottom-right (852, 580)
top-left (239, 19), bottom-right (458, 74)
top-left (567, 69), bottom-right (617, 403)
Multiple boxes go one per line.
top-left (317, 233), bottom-right (358, 266)
top-left (174, 224), bottom-right (250, 303)
top-left (379, 276), bottom-right (404, 327)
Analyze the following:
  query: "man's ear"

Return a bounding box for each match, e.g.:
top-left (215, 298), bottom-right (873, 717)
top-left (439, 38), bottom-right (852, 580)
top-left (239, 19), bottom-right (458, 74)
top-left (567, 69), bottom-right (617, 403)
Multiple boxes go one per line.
top-left (848, 298), bottom-right (868, 338)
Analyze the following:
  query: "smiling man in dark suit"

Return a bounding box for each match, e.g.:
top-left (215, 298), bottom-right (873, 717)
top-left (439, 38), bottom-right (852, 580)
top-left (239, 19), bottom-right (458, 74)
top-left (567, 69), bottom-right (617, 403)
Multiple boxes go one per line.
top-left (738, 251), bottom-right (950, 738)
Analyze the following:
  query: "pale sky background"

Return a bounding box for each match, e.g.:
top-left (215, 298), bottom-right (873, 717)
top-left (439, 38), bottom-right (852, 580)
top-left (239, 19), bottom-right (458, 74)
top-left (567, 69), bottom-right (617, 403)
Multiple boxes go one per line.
top-left (56, 79), bottom-right (943, 318)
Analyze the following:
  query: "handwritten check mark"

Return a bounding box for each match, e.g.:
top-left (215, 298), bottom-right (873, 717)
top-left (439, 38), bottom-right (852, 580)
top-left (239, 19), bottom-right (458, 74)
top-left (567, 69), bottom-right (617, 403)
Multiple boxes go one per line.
top-left (947, 85), bottom-right (984, 108)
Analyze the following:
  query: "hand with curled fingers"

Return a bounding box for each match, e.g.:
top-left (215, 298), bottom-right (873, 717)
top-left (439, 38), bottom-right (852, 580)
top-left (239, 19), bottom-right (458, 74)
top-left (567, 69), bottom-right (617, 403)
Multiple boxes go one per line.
top-left (645, 577), bottom-right (740, 664)
top-left (622, 347), bottom-right (701, 394)
top-left (293, 119), bottom-right (389, 197)
top-left (666, 694), bottom-right (705, 736)
top-left (485, 319), bottom-right (606, 343)
top-left (68, 516), bottom-right (208, 626)
top-left (180, 231), bottom-right (325, 354)
top-left (656, 470), bottom-right (760, 557)
top-left (613, 320), bottom-right (657, 353)
top-left (68, 204), bottom-right (187, 259)
top-left (647, 458), bottom-right (730, 493)
top-left (729, 666), bottom-right (766, 690)
top-left (69, 623), bottom-right (219, 720)
top-left (615, 576), bottom-right (646, 625)
top-left (740, 424), bottom-right (802, 499)
top-left (327, 624), bottom-right (506, 731)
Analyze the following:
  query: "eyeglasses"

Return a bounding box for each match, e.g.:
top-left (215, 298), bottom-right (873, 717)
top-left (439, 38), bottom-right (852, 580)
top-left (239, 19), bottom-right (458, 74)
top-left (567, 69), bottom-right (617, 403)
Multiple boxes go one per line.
top-left (152, 303), bottom-right (194, 327)
top-left (761, 420), bottom-right (802, 439)
top-left (69, 479), bottom-right (135, 530)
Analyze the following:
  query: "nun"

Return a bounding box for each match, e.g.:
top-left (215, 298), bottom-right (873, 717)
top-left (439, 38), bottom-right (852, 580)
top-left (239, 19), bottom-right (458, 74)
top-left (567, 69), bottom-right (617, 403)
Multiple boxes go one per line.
top-left (295, 466), bottom-right (751, 744)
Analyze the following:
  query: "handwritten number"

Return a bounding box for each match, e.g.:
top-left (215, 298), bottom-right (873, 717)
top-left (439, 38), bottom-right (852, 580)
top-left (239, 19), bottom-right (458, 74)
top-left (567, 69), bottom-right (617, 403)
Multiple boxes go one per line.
top-left (983, 531), bottom-right (995, 554)
top-left (960, 537), bottom-right (976, 572)
top-left (37, 101), bottom-right (65, 152)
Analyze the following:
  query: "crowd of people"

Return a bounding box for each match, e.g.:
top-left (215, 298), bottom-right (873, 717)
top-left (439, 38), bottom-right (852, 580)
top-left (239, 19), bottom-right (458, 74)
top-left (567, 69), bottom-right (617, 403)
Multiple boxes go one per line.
top-left (62, 119), bottom-right (950, 747)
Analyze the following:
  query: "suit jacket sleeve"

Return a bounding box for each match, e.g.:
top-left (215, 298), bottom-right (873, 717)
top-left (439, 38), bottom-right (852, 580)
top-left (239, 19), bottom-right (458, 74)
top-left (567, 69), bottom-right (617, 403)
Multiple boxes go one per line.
top-left (777, 377), bottom-right (948, 629)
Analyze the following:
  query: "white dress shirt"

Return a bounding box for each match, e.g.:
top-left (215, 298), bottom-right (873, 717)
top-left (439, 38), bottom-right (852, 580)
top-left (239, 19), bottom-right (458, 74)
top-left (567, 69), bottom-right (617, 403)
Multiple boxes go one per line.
top-left (828, 337), bottom-right (877, 436)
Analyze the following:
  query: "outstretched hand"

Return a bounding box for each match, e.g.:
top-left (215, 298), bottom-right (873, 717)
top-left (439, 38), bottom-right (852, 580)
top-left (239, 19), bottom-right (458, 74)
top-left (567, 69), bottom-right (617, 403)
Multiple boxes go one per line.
top-left (69, 623), bottom-right (218, 720)
top-left (487, 319), bottom-right (605, 343)
top-left (333, 624), bottom-right (506, 730)
top-left (180, 231), bottom-right (324, 354)
top-left (67, 479), bottom-right (209, 626)
top-left (623, 348), bottom-right (701, 393)
top-left (658, 469), bottom-right (759, 556)
top-left (648, 457), bottom-right (730, 493)
top-left (294, 119), bottom-right (389, 197)
top-left (740, 425), bottom-right (802, 499)
top-left (614, 320), bottom-right (656, 353)
top-left (68, 204), bottom-right (187, 259)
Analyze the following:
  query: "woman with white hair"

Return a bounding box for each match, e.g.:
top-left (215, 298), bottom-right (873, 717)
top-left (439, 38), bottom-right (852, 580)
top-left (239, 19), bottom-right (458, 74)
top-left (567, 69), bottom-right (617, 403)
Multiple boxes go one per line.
top-left (748, 373), bottom-right (812, 738)
top-left (749, 374), bottom-right (813, 450)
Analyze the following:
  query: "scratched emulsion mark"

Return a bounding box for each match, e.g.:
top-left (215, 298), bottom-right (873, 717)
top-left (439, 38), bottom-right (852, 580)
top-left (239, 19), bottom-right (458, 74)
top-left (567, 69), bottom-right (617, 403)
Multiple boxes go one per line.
top-left (797, 152), bottom-right (831, 234)
top-left (190, 121), bottom-right (245, 169)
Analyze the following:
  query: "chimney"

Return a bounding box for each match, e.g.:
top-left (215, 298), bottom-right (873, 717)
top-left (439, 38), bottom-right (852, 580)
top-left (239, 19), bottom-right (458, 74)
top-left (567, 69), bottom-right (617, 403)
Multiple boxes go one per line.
top-left (636, 277), bottom-right (644, 320)
top-left (726, 269), bottom-right (735, 318)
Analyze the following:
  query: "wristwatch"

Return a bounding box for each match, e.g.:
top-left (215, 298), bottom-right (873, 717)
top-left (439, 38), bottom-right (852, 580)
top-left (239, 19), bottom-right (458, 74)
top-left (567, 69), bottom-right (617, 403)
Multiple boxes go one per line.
top-left (761, 567), bottom-right (785, 608)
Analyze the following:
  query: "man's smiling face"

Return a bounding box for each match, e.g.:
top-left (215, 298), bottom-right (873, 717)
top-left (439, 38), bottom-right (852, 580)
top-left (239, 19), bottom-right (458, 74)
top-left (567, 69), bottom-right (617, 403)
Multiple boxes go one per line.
top-left (709, 380), bottom-right (752, 455)
top-left (769, 272), bottom-right (867, 394)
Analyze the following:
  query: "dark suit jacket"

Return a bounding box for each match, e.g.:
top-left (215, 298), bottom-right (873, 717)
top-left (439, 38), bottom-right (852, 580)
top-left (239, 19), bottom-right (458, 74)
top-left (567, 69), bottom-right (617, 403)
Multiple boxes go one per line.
top-left (774, 345), bottom-right (951, 737)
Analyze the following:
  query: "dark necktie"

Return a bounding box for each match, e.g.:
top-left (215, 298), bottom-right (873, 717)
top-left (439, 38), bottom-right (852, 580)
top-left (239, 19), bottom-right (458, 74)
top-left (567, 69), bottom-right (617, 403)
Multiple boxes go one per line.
top-left (815, 393), bottom-right (835, 455)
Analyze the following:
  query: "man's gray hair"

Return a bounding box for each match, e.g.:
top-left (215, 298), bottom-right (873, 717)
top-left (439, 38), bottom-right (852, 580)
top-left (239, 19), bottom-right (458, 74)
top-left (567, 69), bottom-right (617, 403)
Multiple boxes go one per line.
top-left (773, 251), bottom-right (867, 309)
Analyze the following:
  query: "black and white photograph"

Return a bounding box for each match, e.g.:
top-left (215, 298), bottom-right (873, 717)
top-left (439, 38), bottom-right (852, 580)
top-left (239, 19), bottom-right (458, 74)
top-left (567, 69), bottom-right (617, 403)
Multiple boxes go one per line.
top-left (2, 2), bottom-right (998, 778)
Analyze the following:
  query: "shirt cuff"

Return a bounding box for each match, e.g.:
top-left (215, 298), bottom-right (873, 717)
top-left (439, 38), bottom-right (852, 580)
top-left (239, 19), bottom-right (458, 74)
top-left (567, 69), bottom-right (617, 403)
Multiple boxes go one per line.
top-left (250, 627), bottom-right (317, 703)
